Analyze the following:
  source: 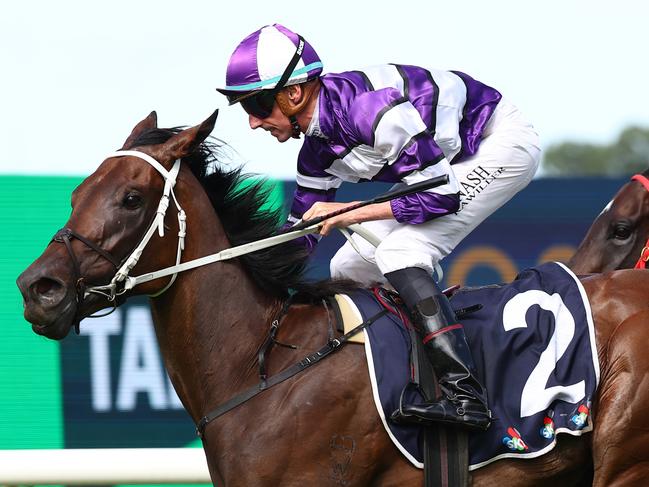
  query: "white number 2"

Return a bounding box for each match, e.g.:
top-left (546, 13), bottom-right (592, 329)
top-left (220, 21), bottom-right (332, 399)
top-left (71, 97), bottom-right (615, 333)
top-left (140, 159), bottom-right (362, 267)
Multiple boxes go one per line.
top-left (502, 290), bottom-right (585, 418)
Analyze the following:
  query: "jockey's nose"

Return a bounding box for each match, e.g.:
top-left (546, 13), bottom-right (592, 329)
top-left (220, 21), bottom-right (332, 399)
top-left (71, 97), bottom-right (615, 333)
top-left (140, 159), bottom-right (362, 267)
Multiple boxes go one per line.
top-left (249, 114), bottom-right (264, 130)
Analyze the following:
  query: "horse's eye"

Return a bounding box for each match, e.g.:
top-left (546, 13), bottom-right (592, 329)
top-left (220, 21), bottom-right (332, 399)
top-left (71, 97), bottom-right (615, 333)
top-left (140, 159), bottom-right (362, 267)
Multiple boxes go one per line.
top-left (123, 192), bottom-right (143, 210)
top-left (612, 223), bottom-right (632, 240)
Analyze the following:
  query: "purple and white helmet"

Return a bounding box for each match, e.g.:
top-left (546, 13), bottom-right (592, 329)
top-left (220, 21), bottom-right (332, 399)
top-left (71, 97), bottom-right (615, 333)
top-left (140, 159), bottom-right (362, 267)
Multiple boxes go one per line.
top-left (216, 24), bottom-right (323, 97)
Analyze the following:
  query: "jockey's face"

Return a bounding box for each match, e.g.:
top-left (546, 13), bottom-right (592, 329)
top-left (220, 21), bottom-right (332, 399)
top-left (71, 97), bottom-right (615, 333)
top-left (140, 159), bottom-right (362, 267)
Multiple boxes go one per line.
top-left (248, 100), bottom-right (294, 143)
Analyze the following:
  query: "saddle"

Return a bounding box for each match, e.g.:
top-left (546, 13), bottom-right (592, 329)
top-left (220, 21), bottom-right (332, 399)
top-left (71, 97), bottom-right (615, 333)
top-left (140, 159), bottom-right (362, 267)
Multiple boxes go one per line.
top-left (331, 287), bottom-right (476, 487)
top-left (325, 263), bottom-right (598, 484)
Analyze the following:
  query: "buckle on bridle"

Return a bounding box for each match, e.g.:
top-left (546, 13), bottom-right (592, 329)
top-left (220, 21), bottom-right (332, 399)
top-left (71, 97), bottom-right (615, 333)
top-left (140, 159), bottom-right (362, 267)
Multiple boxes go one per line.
top-left (84, 282), bottom-right (120, 301)
top-left (52, 228), bottom-right (72, 243)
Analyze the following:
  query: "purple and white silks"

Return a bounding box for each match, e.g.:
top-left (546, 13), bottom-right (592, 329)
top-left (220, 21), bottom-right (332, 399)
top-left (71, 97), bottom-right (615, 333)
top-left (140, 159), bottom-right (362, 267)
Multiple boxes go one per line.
top-left (287, 64), bottom-right (501, 246)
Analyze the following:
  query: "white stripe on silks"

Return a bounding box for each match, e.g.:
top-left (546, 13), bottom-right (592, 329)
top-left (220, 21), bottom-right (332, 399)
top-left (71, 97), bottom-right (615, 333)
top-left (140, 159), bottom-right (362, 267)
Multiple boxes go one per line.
top-left (325, 161), bottom-right (363, 182)
top-left (402, 161), bottom-right (460, 195)
top-left (361, 65), bottom-right (405, 92)
top-left (256, 26), bottom-right (308, 87)
top-left (374, 102), bottom-right (428, 162)
top-left (296, 172), bottom-right (343, 190)
top-left (429, 69), bottom-right (467, 160)
top-left (327, 146), bottom-right (383, 182)
top-left (326, 101), bottom-right (430, 183)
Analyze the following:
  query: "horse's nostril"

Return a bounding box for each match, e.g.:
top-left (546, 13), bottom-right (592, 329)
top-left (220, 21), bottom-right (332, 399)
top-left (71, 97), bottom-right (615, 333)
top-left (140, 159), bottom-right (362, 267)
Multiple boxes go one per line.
top-left (32, 277), bottom-right (63, 299)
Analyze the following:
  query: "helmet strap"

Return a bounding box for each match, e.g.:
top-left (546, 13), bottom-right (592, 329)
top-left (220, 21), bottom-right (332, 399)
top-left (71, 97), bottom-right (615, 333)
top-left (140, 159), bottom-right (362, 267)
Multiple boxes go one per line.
top-left (289, 115), bottom-right (301, 139)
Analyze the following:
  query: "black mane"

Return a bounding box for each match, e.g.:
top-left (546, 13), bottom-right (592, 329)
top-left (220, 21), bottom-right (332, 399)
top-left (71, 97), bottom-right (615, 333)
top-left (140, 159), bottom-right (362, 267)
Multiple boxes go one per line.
top-left (130, 127), bottom-right (355, 299)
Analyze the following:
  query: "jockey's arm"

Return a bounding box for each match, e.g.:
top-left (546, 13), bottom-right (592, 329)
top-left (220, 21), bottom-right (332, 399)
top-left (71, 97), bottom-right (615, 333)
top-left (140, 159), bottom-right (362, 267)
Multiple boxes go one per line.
top-left (303, 200), bottom-right (393, 236)
top-left (282, 171), bottom-right (342, 252)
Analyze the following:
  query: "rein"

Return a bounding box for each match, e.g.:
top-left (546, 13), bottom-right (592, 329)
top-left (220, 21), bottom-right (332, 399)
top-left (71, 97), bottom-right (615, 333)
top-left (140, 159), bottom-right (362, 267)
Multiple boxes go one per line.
top-left (84, 151), bottom-right (320, 299)
top-left (631, 174), bottom-right (649, 269)
top-left (51, 150), bottom-right (321, 312)
top-left (56, 150), bottom-right (444, 308)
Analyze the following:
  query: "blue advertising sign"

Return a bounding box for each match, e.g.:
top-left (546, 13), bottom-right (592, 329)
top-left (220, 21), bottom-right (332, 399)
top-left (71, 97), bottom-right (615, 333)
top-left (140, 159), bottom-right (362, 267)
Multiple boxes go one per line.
top-left (60, 298), bottom-right (197, 448)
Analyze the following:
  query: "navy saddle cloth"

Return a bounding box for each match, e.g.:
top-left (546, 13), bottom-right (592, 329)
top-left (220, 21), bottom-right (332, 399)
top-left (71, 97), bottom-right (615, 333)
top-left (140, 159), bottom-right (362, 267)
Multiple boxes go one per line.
top-left (348, 262), bottom-right (599, 470)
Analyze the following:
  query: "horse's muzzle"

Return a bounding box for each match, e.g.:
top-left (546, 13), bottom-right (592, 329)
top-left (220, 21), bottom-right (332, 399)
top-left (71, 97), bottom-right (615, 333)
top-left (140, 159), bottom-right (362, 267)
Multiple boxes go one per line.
top-left (17, 264), bottom-right (77, 339)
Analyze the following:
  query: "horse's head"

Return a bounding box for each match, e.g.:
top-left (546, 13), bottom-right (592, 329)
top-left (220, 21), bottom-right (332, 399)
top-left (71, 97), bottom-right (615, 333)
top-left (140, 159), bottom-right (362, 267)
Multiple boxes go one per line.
top-left (16, 111), bottom-right (218, 339)
top-left (569, 173), bottom-right (649, 274)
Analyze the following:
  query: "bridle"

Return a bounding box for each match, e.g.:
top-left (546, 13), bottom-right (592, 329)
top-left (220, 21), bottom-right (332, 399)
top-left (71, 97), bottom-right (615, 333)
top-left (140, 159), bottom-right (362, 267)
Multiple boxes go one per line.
top-left (49, 150), bottom-right (185, 330)
top-left (51, 227), bottom-right (121, 319)
top-left (49, 150), bottom-right (320, 330)
top-left (85, 150), bottom-right (187, 300)
top-left (631, 174), bottom-right (649, 269)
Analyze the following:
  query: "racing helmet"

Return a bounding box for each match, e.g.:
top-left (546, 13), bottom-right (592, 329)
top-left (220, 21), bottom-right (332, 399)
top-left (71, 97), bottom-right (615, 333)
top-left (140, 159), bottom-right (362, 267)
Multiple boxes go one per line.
top-left (216, 24), bottom-right (323, 102)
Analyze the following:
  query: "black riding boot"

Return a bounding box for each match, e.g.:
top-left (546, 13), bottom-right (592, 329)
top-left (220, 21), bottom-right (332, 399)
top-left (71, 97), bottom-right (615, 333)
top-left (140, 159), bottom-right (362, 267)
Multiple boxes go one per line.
top-left (385, 267), bottom-right (491, 431)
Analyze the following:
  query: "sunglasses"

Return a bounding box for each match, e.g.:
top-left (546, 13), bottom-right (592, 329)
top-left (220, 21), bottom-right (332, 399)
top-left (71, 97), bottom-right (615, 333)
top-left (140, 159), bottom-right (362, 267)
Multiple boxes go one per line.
top-left (229, 91), bottom-right (277, 119)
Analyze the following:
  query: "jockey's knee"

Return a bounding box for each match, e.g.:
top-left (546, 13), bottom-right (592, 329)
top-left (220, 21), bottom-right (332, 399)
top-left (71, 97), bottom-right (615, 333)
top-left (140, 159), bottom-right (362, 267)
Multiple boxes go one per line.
top-left (330, 254), bottom-right (347, 280)
top-left (331, 244), bottom-right (364, 278)
top-left (374, 240), bottom-right (439, 277)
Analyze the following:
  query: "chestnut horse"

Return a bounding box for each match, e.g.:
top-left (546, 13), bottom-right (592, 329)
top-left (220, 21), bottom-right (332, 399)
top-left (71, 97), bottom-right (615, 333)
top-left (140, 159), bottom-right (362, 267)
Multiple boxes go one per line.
top-left (17, 112), bottom-right (649, 486)
top-left (569, 169), bottom-right (649, 274)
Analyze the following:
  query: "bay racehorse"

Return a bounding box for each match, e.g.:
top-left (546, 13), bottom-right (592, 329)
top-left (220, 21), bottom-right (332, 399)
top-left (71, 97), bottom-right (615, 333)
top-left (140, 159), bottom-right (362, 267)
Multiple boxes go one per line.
top-left (17, 112), bottom-right (649, 486)
top-left (569, 169), bottom-right (649, 273)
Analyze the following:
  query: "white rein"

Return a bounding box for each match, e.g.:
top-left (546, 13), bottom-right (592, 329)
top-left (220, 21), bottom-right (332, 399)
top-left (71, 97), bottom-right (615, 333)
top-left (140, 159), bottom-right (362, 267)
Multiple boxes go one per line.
top-left (84, 150), bottom-right (442, 302)
top-left (84, 150), bottom-right (323, 301)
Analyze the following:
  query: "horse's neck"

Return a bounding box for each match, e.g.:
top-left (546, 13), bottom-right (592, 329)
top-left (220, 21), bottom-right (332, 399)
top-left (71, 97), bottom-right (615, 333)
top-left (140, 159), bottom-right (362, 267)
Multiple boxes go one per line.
top-left (149, 179), bottom-right (278, 423)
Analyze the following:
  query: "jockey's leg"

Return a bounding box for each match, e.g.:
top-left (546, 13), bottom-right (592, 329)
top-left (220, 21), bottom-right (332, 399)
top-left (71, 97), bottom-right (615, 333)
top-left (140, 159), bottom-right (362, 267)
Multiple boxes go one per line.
top-left (385, 265), bottom-right (491, 430)
top-left (375, 98), bottom-right (541, 430)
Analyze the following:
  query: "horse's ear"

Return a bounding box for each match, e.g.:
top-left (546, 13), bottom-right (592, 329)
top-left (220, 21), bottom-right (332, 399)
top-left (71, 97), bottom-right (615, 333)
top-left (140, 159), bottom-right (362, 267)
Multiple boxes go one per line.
top-left (151, 110), bottom-right (219, 162)
top-left (121, 111), bottom-right (158, 149)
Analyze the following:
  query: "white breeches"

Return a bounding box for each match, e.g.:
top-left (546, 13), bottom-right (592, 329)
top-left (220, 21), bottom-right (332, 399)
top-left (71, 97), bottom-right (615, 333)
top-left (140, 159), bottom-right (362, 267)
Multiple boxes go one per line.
top-left (330, 98), bottom-right (541, 286)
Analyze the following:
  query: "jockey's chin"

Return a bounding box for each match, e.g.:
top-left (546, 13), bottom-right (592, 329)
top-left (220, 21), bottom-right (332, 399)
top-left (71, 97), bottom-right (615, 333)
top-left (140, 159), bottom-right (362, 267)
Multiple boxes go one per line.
top-left (271, 129), bottom-right (293, 143)
top-left (261, 123), bottom-right (293, 142)
top-left (250, 112), bottom-right (296, 143)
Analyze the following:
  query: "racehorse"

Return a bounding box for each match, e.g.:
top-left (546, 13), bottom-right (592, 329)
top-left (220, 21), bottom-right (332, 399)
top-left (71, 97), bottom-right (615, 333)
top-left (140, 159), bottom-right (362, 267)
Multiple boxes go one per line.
top-left (569, 169), bottom-right (649, 274)
top-left (17, 112), bottom-right (649, 486)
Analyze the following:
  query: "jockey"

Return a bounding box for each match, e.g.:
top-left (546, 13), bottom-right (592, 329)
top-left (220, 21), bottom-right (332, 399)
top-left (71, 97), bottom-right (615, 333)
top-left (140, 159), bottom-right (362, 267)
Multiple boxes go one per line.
top-left (217, 24), bottom-right (541, 431)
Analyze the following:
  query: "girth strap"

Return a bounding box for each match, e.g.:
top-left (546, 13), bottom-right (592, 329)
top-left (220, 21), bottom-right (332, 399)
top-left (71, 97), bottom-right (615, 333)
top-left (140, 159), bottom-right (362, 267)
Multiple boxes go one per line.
top-left (195, 308), bottom-right (388, 438)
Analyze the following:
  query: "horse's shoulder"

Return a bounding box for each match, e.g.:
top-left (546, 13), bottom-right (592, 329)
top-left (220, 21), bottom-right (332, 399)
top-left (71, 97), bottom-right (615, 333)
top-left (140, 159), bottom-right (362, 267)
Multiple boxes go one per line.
top-left (580, 269), bottom-right (649, 359)
top-left (580, 268), bottom-right (649, 295)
